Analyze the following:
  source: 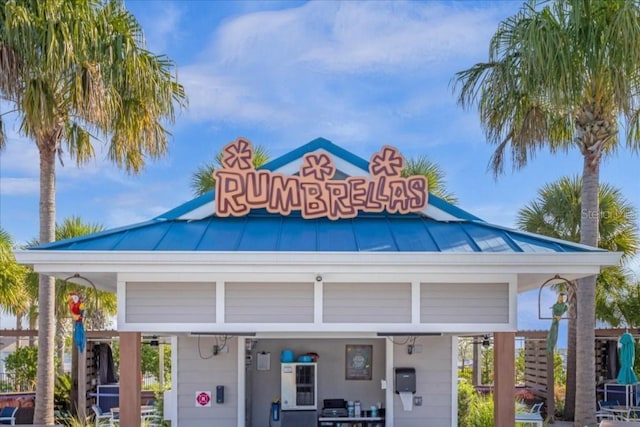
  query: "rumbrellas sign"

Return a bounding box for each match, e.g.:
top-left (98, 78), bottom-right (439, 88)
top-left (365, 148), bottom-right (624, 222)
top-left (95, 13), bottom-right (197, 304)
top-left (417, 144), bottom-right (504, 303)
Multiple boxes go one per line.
top-left (213, 138), bottom-right (428, 220)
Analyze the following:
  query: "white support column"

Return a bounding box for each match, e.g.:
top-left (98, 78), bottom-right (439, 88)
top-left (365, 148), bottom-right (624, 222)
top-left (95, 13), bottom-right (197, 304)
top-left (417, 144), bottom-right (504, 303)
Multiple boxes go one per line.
top-left (451, 335), bottom-right (459, 427)
top-left (216, 280), bottom-right (225, 324)
top-left (385, 337), bottom-right (394, 427)
top-left (237, 337), bottom-right (246, 427)
top-left (314, 278), bottom-right (323, 324)
top-left (411, 281), bottom-right (420, 324)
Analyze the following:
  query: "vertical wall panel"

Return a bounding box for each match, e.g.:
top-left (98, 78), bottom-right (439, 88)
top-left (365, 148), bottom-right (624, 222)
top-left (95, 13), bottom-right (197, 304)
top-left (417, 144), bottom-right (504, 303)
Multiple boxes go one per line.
top-left (225, 282), bottom-right (314, 323)
top-left (125, 282), bottom-right (215, 323)
top-left (324, 282), bottom-right (411, 323)
top-left (421, 282), bottom-right (509, 323)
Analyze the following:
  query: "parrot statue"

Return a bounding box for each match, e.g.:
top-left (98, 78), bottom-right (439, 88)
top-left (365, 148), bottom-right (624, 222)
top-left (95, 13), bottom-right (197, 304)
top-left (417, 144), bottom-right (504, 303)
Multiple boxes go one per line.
top-left (68, 292), bottom-right (86, 353)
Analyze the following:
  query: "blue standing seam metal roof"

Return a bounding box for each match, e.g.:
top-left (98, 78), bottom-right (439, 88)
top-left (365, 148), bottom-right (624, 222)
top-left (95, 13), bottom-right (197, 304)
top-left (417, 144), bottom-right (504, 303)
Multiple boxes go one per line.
top-left (27, 137), bottom-right (603, 254)
top-left (32, 211), bottom-right (601, 253)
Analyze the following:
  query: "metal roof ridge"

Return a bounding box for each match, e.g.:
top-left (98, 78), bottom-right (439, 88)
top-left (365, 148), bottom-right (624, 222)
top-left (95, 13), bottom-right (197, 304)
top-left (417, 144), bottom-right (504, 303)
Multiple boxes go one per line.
top-left (30, 219), bottom-right (161, 250)
top-left (464, 219), bottom-right (604, 252)
top-left (260, 137), bottom-right (370, 172)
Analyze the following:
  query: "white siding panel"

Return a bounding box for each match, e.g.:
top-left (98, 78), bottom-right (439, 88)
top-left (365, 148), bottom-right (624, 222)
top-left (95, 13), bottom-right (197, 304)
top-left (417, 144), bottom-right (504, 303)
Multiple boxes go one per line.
top-left (394, 335), bottom-right (453, 427)
top-left (225, 282), bottom-right (314, 323)
top-left (421, 282), bottom-right (509, 323)
top-left (324, 282), bottom-right (411, 323)
top-left (177, 335), bottom-right (237, 427)
top-left (125, 282), bottom-right (215, 323)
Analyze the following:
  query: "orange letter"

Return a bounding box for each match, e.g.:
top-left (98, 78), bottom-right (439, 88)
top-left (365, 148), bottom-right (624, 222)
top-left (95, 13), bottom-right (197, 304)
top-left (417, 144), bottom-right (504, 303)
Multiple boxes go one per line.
top-left (325, 181), bottom-right (355, 220)
top-left (407, 176), bottom-right (428, 210)
top-left (214, 170), bottom-right (248, 216)
top-left (300, 182), bottom-right (328, 219)
top-left (269, 175), bottom-right (301, 215)
top-left (348, 177), bottom-right (368, 210)
top-left (387, 179), bottom-right (410, 213)
top-left (245, 170), bottom-right (271, 208)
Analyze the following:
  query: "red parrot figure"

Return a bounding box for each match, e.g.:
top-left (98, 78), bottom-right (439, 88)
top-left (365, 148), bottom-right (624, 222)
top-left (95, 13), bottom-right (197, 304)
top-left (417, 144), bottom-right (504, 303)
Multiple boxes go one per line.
top-left (68, 292), bottom-right (86, 352)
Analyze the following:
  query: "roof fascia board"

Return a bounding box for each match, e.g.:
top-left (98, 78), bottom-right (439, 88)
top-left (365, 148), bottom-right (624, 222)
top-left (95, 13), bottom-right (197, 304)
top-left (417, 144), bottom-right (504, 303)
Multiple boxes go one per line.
top-left (15, 250), bottom-right (621, 271)
top-left (117, 322), bottom-right (517, 334)
top-left (154, 191), bottom-right (213, 221)
top-left (426, 194), bottom-right (483, 222)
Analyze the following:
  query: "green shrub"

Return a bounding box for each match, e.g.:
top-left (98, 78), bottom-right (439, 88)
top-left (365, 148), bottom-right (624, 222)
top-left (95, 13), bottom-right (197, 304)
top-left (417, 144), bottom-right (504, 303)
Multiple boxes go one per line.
top-left (4, 346), bottom-right (38, 391)
top-left (468, 393), bottom-right (494, 427)
top-left (54, 373), bottom-right (72, 417)
top-left (458, 380), bottom-right (475, 427)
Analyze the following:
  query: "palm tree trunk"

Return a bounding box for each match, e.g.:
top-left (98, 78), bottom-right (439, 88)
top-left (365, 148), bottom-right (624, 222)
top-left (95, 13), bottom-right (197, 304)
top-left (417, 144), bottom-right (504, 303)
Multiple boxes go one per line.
top-left (55, 315), bottom-right (66, 376)
top-left (15, 312), bottom-right (23, 349)
top-left (563, 285), bottom-right (577, 420)
top-left (574, 155), bottom-right (599, 427)
top-left (28, 308), bottom-right (37, 346)
top-left (34, 142), bottom-right (56, 425)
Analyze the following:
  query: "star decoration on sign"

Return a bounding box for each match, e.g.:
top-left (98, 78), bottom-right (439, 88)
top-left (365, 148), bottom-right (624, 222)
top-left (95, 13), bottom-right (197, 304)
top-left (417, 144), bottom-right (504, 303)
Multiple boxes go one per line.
top-left (369, 145), bottom-right (405, 177)
top-left (300, 153), bottom-right (335, 181)
top-left (220, 138), bottom-right (254, 170)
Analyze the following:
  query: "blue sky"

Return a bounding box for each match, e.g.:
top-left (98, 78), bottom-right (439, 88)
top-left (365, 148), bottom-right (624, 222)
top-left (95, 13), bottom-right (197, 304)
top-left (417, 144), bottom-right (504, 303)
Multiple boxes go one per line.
top-left (1, 1), bottom-right (639, 342)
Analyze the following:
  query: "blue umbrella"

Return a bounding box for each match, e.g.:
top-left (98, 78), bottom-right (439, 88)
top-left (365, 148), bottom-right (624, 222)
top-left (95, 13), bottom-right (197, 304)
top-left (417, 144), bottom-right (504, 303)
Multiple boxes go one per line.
top-left (617, 332), bottom-right (638, 385)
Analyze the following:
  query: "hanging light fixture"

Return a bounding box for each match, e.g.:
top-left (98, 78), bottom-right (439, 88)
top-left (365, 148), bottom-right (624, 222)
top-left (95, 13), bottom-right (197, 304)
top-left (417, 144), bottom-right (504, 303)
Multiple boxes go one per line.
top-left (481, 334), bottom-right (491, 349)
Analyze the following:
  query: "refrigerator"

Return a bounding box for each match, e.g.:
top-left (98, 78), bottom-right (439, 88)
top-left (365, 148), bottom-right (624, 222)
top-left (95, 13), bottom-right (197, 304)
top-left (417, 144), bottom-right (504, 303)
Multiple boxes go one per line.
top-left (281, 362), bottom-right (317, 426)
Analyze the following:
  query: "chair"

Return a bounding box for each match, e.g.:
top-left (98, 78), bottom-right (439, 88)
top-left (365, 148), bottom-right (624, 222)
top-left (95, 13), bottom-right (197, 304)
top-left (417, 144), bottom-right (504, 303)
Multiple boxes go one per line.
top-left (529, 402), bottom-right (543, 414)
top-left (110, 407), bottom-right (119, 426)
top-left (597, 400), bottom-right (622, 421)
top-left (0, 406), bottom-right (18, 425)
top-left (599, 400), bottom-right (620, 410)
top-left (91, 404), bottom-right (112, 427)
top-left (142, 412), bottom-right (163, 427)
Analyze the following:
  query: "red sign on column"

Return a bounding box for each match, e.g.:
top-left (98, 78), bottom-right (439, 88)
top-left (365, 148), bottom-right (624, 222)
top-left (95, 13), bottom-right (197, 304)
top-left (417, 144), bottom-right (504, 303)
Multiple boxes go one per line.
top-left (195, 391), bottom-right (212, 407)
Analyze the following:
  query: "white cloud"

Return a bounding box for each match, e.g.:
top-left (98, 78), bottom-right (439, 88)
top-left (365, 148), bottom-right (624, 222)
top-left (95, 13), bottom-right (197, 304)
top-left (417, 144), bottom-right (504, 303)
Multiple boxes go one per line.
top-left (177, 0), bottom-right (517, 143)
top-left (0, 132), bottom-right (40, 176)
top-left (136, 1), bottom-right (182, 53)
top-left (0, 178), bottom-right (39, 195)
top-left (212, 2), bottom-right (503, 73)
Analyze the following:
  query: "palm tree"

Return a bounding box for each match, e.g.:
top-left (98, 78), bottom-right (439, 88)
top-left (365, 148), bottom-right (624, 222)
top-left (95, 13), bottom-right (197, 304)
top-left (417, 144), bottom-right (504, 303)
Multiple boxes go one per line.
top-left (0, 2), bottom-right (187, 423)
top-left (517, 176), bottom-right (639, 420)
top-left (190, 144), bottom-right (271, 196)
top-left (517, 176), bottom-right (638, 259)
top-left (0, 228), bottom-right (28, 320)
top-left (402, 157), bottom-right (458, 204)
top-left (453, 2), bottom-right (640, 424)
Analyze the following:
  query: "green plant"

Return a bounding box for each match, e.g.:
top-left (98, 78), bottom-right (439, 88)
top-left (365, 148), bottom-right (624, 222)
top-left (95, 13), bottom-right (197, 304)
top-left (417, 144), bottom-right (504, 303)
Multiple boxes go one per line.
top-left (468, 393), bottom-right (494, 427)
top-left (54, 373), bottom-right (72, 416)
top-left (5, 345), bottom-right (38, 391)
top-left (555, 384), bottom-right (566, 416)
top-left (458, 380), bottom-right (476, 427)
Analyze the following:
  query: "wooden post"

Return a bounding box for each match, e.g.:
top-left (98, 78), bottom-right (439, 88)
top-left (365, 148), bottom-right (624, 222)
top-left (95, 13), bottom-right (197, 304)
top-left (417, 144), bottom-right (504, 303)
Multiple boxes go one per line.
top-left (78, 348), bottom-right (87, 420)
top-left (71, 344), bottom-right (78, 416)
top-left (494, 332), bottom-right (515, 427)
top-left (473, 341), bottom-right (482, 386)
top-left (158, 343), bottom-right (164, 390)
top-left (120, 332), bottom-right (141, 427)
top-left (546, 351), bottom-right (555, 422)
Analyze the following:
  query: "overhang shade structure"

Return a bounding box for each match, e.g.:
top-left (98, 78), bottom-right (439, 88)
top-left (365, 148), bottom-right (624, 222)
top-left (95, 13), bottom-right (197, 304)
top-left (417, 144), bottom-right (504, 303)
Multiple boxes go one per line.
top-left (14, 137), bottom-right (621, 427)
